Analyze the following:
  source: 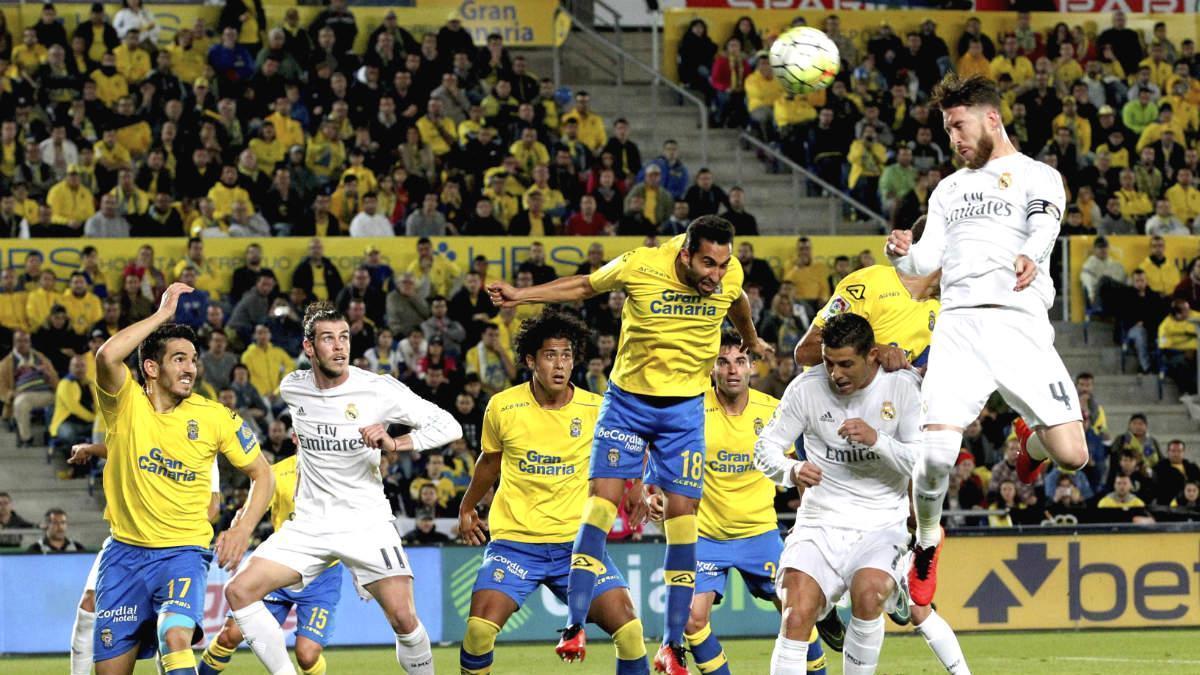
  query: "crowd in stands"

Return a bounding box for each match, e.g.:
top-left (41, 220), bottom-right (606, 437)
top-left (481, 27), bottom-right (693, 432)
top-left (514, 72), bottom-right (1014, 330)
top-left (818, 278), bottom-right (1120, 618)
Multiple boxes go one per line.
top-left (677, 10), bottom-right (1200, 226)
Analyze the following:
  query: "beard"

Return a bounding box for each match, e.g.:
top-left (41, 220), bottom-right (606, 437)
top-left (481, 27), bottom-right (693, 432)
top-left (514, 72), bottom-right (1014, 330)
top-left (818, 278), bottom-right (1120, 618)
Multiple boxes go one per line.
top-left (315, 356), bottom-right (345, 380)
top-left (965, 132), bottom-right (995, 170)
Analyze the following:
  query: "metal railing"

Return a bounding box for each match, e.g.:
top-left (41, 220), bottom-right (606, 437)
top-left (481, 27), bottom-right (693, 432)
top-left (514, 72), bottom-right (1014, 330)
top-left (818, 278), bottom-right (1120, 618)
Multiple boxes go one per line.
top-left (734, 132), bottom-right (889, 234)
top-left (552, 8), bottom-right (709, 165)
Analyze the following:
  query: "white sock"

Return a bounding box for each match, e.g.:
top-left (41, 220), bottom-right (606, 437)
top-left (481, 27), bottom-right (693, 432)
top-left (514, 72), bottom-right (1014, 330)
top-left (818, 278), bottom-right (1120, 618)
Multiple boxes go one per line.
top-left (231, 602), bottom-right (295, 675)
top-left (1025, 428), bottom-right (1049, 461)
top-left (843, 615), bottom-right (885, 675)
top-left (914, 429), bottom-right (961, 548)
top-left (395, 622), bottom-right (434, 674)
top-left (770, 635), bottom-right (809, 675)
top-left (915, 609), bottom-right (971, 675)
top-left (70, 606), bottom-right (95, 675)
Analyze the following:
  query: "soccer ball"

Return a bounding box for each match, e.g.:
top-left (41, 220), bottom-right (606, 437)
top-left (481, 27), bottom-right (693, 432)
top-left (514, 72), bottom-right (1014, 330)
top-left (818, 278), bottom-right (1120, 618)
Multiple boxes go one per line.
top-left (769, 27), bottom-right (840, 94)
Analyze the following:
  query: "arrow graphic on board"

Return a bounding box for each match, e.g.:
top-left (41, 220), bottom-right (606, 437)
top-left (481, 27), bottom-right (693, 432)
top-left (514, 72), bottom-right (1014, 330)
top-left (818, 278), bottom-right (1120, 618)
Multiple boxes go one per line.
top-left (1003, 543), bottom-right (1061, 595)
top-left (964, 571), bottom-right (1021, 623)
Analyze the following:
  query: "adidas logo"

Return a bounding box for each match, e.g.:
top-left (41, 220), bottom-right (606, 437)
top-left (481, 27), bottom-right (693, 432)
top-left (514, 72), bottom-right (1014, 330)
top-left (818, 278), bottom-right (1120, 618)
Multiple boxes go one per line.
top-left (819, 412), bottom-right (834, 422)
top-left (296, 407), bottom-right (305, 417)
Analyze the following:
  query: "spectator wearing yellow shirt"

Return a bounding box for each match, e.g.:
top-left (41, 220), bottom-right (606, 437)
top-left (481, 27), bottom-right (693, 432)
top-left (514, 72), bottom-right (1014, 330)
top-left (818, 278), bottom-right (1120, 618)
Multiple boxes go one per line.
top-left (416, 99), bottom-right (458, 157)
top-left (113, 29), bottom-right (150, 83)
top-left (45, 167), bottom-right (95, 228)
top-left (745, 56), bottom-right (784, 136)
top-left (1139, 235), bottom-right (1179, 296)
top-left (305, 119), bottom-right (345, 184)
top-left (1116, 169), bottom-right (1154, 223)
top-left (1140, 44), bottom-right (1174, 92)
top-left (25, 271), bottom-right (60, 332)
top-left (91, 52), bottom-right (129, 108)
top-left (782, 236), bottom-right (830, 308)
top-left (1052, 44), bottom-right (1084, 94)
top-left (329, 176), bottom-right (362, 232)
top-left (409, 454), bottom-right (457, 509)
top-left (1166, 168), bottom-right (1200, 224)
top-left (522, 165), bottom-right (567, 216)
top-left (957, 40), bottom-right (992, 80)
top-left (49, 355), bottom-right (95, 460)
top-left (483, 174), bottom-right (519, 226)
top-left (241, 323), bottom-right (295, 400)
top-left (465, 323), bottom-right (516, 395)
top-left (847, 127), bottom-right (887, 214)
top-left (112, 97), bottom-right (151, 158)
top-left (407, 237), bottom-right (459, 299)
top-left (0, 267), bottom-right (29, 334)
top-left (166, 27), bottom-right (206, 84)
top-left (248, 121), bottom-right (286, 173)
top-left (1097, 475), bottom-right (1150, 515)
top-left (172, 237), bottom-right (222, 301)
top-left (990, 35), bottom-right (1034, 84)
top-left (458, 103), bottom-right (485, 145)
top-left (207, 165), bottom-right (251, 220)
top-left (265, 97), bottom-right (305, 150)
top-left (1052, 97), bottom-right (1092, 152)
top-left (340, 153), bottom-right (377, 195)
top-left (59, 273), bottom-right (102, 337)
top-left (1160, 298), bottom-right (1199, 394)
top-left (94, 129), bottom-right (133, 175)
top-left (561, 91), bottom-right (607, 152)
top-left (11, 28), bottom-right (47, 77)
top-left (509, 127), bottom-right (549, 180)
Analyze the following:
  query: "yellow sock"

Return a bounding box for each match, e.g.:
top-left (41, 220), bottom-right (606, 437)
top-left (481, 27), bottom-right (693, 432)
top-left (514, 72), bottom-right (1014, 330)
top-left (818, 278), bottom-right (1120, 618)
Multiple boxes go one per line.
top-left (160, 649), bottom-right (197, 673)
top-left (300, 653), bottom-right (327, 675)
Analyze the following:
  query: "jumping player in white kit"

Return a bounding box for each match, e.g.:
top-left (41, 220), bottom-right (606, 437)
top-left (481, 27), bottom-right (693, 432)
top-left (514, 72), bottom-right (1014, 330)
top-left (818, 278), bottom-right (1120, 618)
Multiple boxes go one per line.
top-left (224, 302), bottom-right (463, 675)
top-left (755, 314), bottom-right (923, 675)
top-left (885, 73), bottom-right (1088, 607)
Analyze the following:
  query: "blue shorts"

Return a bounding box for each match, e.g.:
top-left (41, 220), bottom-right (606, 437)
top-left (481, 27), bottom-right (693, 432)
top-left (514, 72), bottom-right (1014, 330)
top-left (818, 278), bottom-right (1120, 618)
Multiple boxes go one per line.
top-left (695, 530), bottom-right (784, 603)
top-left (472, 540), bottom-right (628, 608)
top-left (93, 539), bottom-right (212, 661)
top-left (263, 563), bottom-right (344, 646)
top-left (589, 384), bottom-right (706, 499)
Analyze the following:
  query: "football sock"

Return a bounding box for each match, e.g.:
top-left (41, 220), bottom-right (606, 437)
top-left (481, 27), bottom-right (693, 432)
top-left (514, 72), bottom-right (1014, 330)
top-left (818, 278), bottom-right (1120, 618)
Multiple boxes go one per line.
top-left (231, 602), bottom-right (294, 675)
top-left (460, 616), bottom-right (500, 674)
top-left (160, 649), bottom-right (197, 675)
top-left (1025, 428), bottom-right (1049, 461)
top-left (771, 636), bottom-right (810, 675)
top-left (843, 615), bottom-right (885, 675)
top-left (914, 429), bottom-right (961, 548)
top-left (395, 621), bottom-right (434, 674)
top-left (806, 627), bottom-right (828, 674)
top-left (684, 622), bottom-right (730, 675)
top-left (612, 618), bottom-right (650, 674)
top-left (70, 605), bottom-right (95, 675)
top-left (662, 514), bottom-right (697, 646)
top-left (915, 609), bottom-right (971, 675)
top-left (299, 654), bottom-right (327, 675)
top-left (198, 639), bottom-right (235, 674)
top-left (566, 496), bottom-right (617, 627)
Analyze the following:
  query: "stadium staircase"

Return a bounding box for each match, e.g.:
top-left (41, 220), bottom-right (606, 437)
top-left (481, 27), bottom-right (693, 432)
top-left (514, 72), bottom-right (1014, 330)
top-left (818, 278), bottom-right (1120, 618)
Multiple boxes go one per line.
top-left (1, 428), bottom-right (109, 549)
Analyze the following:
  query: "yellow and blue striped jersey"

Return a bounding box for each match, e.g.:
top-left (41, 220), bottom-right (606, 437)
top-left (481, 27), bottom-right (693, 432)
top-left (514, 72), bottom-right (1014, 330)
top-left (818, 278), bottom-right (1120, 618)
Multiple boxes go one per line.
top-left (814, 265), bottom-right (940, 367)
top-left (482, 382), bottom-right (602, 543)
top-left (697, 388), bottom-right (781, 540)
top-left (98, 366), bottom-right (262, 548)
top-left (588, 234), bottom-right (744, 397)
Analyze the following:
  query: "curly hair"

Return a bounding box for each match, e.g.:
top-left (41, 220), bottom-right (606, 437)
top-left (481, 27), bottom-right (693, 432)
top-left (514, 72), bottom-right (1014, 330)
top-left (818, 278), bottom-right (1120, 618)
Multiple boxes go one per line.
top-left (514, 308), bottom-right (591, 365)
top-left (930, 73), bottom-right (1001, 111)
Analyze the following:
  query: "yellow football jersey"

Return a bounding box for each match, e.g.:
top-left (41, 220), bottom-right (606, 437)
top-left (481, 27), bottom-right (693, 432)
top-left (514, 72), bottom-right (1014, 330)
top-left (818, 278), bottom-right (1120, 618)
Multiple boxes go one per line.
top-left (98, 366), bottom-right (262, 548)
top-left (482, 382), bottom-right (602, 543)
top-left (697, 388), bottom-right (781, 540)
top-left (813, 265), bottom-right (940, 366)
top-left (588, 234), bottom-right (744, 397)
top-left (269, 454), bottom-right (299, 531)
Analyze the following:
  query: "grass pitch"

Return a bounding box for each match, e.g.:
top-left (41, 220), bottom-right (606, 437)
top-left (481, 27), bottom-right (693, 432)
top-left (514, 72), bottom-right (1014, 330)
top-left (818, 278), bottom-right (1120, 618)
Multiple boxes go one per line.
top-left (4, 630), bottom-right (1198, 673)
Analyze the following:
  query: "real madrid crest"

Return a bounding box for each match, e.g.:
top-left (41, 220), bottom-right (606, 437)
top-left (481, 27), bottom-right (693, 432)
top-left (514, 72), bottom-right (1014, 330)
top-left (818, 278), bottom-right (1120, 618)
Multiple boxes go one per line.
top-left (570, 417), bottom-right (582, 437)
top-left (345, 403), bottom-right (359, 421)
top-left (998, 172), bottom-right (1012, 189)
top-left (929, 310), bottom-right (936, 331)
top-left (754, 417), bottom-right (764, 435)
top-left (881, 401), bottom-right (896, 421)
top-left (607, 447), bottom-right (620, 466)
top-left (187, 419), bottom-right (199, 441)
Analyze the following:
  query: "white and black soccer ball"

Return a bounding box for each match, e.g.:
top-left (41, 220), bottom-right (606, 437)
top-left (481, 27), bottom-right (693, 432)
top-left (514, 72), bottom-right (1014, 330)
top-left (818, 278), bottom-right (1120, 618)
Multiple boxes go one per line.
top-left (769, 26), bottom-right (840, 95)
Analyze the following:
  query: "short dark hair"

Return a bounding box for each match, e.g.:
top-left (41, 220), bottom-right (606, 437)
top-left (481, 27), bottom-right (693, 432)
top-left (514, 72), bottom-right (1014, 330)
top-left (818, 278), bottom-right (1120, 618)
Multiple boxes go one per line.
top-left (1076, 372), bottom-right (1094, 381)
top-left (930, 73), bottom-right (1001, 111)
top-left (822, 313), bottom-right (875, 357)
top-left (684, 215), bottom-right (734, 254)
top-left (45, 507), bottom-right (66, 519)
top-left (515, 308), bottom-right (590, 364)
top-left (302, 301), bottom-right (345, 342)
top-left (138, 323), bottom-right (198, 380)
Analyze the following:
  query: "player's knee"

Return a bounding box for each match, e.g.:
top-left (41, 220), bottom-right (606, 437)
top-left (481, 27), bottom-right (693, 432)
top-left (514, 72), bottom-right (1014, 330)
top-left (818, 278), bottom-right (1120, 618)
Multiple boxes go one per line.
top-left (294, 640), bottom-right (323, 669)
top-left (79, 590), bottom-right (95, 613)
top-left (216, 623), bottom-right (242, 650)
top-left (684, 608), bottom-right (708, 636)
top-left (780, 603), bottom-right (815, 640)
top-left (159, 625), bottom-right (193, 653)
top-left (849, 581), bottom-right (892, 619)
top-left (224, 577), bottom-right (261, 609)
top-left (386, 604), bottom-right (419, 635)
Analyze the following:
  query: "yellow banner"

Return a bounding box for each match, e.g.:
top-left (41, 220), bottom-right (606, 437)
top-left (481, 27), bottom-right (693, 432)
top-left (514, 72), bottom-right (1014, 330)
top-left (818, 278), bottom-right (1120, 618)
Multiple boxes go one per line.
top-left (662, 10), bottom-right (1197, 82)
top-left (1065, 235), bottom-right (1198, 321)
top-left (925, 532), bottom-right (1200, 631)
top-left (0, 236), bottom-right (886, 296)
top-left (7, 0), bottom-right (559, 51)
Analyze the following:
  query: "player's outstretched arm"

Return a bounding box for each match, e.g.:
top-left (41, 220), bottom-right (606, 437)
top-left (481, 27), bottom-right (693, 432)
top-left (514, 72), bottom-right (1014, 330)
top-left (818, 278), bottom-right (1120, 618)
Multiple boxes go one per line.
top-left (215, 453), bottom-right (273, 571)
top-left (729, 291), bottom-right (772, 357)
top-left (486, 275), bottom-right (597, 308)
top-left (368, 378), bottom-right (464, 452)
top-left (94, 282), bottom-right (194, 394)
top-left (887, 203), bottom-right (946, 278)
top-left (458, 451), bottom-right (500, 545)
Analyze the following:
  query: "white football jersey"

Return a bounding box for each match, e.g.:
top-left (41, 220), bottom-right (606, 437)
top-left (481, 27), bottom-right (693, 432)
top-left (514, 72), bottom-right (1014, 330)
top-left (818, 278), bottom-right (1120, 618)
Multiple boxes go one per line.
top-left (890, 151), bottom-right (1065, 317)
top-left (281, 366), bottom-right (462, 527)
top-left (755, 365), bottom-right (922, 531)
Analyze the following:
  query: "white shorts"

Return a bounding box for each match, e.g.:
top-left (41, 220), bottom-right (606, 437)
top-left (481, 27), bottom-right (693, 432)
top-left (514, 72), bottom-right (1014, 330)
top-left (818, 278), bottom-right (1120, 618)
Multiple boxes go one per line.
top-left (922, 307), bottom-right (1082, 429)
top-left (777, 525), bottom-right (909, 615)
top-left (83, 537), bottom-right (111, 593)
top-left (249, 518), bottom-right (412, 590)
